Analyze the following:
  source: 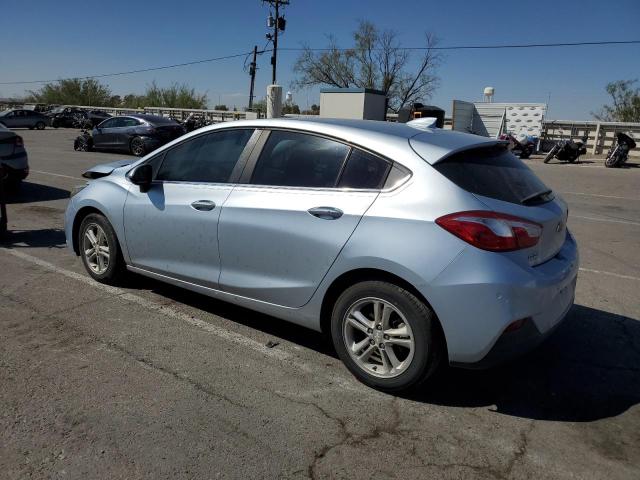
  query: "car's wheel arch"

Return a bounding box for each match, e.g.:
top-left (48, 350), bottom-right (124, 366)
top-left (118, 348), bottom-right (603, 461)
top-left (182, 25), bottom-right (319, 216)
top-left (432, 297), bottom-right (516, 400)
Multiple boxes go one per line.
top-left (319, 267), bottom-right (448, 358)
top-left (72, 206), bottom-right (124, 257)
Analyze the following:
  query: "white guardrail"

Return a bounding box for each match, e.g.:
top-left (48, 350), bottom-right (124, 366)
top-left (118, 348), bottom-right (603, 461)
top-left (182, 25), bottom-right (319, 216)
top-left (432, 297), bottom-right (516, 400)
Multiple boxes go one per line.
top-left (542, 120), bottom-right (640, 157)
top-left (73, 105), bottom-right (259, 122)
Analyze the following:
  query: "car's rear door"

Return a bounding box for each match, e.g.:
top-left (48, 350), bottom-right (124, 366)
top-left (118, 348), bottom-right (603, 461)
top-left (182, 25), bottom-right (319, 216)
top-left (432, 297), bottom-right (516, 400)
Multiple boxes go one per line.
top-left (123, 128), bottom-right (258, 287)
top-left (218, 129), bottom-right (391, 308)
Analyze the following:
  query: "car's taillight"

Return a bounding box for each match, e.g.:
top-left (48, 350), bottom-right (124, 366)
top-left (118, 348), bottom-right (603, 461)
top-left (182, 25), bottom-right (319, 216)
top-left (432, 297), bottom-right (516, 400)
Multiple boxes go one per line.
top-left (435, 211), bottom-right (542, 252)
top-left (14, 136), bottom-right (23, 147)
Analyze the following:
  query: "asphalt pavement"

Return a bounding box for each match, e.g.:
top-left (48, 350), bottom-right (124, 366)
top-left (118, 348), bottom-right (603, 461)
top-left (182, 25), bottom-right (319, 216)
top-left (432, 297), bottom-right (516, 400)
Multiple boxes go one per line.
top-left (1, 128), bottom-right (639, 479)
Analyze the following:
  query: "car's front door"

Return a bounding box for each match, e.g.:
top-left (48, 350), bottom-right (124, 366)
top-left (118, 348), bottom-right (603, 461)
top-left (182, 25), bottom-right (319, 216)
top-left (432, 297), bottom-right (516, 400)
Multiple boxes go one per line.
top-left (92, 117), bottom-right (120, 148)
top-left (218, 130), bottom-right (391, 308)
top-left (123, 128), bottom-right (257, 287)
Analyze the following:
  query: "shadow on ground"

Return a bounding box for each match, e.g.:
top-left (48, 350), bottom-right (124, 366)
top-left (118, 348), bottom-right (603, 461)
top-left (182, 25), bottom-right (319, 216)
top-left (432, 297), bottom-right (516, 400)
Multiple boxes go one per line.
top-left (3, 181), bottom-right (69, 204)
top-left (0, 228), bottom-right (66, 248)
top-left (131, 274), bottom-right (640, 422)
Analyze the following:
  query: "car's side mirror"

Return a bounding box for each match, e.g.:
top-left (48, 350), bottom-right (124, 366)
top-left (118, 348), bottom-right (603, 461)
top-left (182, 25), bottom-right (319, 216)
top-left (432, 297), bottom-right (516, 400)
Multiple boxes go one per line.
top-left (130, 164), bottom-right (153, 192)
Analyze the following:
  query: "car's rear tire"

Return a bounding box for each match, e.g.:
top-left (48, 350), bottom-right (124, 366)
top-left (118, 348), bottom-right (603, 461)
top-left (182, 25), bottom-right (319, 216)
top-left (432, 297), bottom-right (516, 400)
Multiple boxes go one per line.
top-left (78, 213), bottom-right (127, 285)
top-left (130, 137), bottom-right (146, 157)
top-left (35, 121), bottom-right (45, 130)
top-left (331, 280), bottom-right (443, 392)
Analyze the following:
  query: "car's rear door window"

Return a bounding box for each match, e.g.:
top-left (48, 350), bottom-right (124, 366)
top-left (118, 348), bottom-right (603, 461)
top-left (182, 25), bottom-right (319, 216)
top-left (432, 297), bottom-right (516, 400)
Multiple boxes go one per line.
top-left (433, 145), bottom-right (553, 205)
top-left (156, 129), bottom-right (254, 183)
top-left (251, 130), bottom-right (350, 188)
top-left (338, 149), bottom-right (390, 189)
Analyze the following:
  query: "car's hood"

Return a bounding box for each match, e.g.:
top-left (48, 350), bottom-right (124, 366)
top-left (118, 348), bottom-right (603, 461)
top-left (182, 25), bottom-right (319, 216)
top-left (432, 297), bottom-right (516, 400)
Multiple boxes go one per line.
top-left (82, 159), bottom-right (135, 179)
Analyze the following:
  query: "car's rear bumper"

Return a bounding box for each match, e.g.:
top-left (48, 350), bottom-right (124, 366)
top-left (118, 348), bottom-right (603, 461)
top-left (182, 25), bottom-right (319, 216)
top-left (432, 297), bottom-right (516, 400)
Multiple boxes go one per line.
top-left (451, 288), bottom-right (574, 369)
top-left (1, 152), bottom-right (29, 180)
top-left (425, 231), bottom-right (579, 365)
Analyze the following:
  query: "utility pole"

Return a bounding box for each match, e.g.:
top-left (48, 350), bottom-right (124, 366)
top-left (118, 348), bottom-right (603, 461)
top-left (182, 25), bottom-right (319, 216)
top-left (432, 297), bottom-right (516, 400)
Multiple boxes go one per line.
top-left (264, 0), bottom-right (289, 84)
top-left (248, 45), bottom-right (258, 110)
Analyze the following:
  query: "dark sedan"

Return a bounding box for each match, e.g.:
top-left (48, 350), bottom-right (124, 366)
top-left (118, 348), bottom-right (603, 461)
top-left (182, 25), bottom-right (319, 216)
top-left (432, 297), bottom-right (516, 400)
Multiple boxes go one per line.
top-left (0, 109), bottom-right (48, 130)
top-left (0, 124), bottom-right (29, 189)
top-left (89, 115), bottom-right (186, 156)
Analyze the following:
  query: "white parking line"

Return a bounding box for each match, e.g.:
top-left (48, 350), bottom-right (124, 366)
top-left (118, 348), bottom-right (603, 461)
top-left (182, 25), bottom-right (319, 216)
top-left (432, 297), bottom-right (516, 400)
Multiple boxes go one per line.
top-left (579, 267), bottom-right (640, 282)
top-left (30, 170), bottom-right (83, 181)
top-left (1, 248), bottom-right (315, 371)
top-left (572, 215), bottom-right (640, 227)
top-left (561, 191), bottom-right (640, 202)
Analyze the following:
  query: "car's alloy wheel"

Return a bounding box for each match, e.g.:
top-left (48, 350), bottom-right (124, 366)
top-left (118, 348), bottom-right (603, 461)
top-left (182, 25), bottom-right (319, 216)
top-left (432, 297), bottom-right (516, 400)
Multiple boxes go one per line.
top-left (342, 297), bottom-right (415, 378)
top-left (130, 137), bottom-right (146, 156)
top-left (82, 223), bottom-right (110, 275)
top-left (78, 213), bottom-right (126, 285)
top-left (331, 281), bottom-right (442, 392)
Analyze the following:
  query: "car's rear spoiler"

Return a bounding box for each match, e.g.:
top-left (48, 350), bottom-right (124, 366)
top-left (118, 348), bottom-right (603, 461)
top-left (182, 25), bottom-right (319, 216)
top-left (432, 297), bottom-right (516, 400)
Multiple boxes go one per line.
top-left (82, 159), bottom-right (135, 179)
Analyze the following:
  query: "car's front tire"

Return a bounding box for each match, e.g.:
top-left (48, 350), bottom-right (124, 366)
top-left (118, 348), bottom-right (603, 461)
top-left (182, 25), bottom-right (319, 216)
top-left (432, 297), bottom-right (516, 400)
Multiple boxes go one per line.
top-left (331, 280), bottom-right (443, 392)
top-left (35, 121), bottom-right (46, 130)
top-left (78, 213), bottom-right (127, 285)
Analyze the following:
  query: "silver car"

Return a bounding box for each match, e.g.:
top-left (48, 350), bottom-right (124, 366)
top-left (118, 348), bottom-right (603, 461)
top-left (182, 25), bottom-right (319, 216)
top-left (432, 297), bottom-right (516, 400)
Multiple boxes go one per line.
top-left (65, 118), bottom-right (579, 391)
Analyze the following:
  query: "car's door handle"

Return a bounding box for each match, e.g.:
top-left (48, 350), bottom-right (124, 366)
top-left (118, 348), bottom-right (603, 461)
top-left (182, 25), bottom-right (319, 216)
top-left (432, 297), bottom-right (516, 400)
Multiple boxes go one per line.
top-left (191, 200), bottom-right (216, 211)
top-left (307, 206), bottom-right (343, 220)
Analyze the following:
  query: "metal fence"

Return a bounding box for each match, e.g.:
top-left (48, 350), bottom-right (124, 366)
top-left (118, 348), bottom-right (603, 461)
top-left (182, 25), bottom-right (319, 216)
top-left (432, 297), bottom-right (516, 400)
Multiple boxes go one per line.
top-left (541, 120), bottom-right (640, 157)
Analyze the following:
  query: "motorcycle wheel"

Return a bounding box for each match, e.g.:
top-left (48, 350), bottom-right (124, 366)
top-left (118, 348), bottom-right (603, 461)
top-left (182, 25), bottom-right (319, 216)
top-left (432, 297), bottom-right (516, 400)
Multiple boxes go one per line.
top-left (605, 154), bottom-right (620, 168)
top-left (543, 146), bottom-right (557, 163)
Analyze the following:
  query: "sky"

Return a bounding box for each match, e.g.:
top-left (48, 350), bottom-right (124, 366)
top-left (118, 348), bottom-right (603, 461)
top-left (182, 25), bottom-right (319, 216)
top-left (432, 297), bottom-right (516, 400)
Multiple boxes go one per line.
top-left (1, 0), bottom-right (639, 119)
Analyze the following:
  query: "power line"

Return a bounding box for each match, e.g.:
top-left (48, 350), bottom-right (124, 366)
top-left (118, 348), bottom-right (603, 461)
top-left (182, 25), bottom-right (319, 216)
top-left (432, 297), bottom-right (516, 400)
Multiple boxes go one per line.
top-left (1, 40), bottom-right (638, 86)
top-left (0, 51), bottom-right (254, 85)
top-left (280, 39), bottom-right (640, 51)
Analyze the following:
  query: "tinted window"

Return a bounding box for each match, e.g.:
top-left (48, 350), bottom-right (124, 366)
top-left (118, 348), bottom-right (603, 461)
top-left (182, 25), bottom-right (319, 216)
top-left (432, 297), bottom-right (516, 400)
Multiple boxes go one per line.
top-left (338, 149), bottom-right (390, 189)
top-left (145, 153), bottom-right (165, 178)
top-left (251, 131), bottom-right (349, 187)
top-left (121, 118), bottom-right (140, 127)
top-left (98, 118), bottom-right (118, 128)
top-left (157, 129), bottom-right (253, 183)
top-left (434, 145), bottom-right (553, 205)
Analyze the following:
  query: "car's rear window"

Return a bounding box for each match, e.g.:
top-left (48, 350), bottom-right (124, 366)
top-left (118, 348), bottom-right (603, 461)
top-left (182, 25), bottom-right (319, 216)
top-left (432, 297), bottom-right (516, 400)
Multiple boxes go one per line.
top-left (434, 145), bottom-right (553, 205)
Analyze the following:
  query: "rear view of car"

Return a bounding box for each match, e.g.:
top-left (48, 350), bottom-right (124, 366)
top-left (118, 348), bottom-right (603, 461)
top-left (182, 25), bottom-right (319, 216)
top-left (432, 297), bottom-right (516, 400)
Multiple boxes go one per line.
top-left (409, 135), bottom-right (577, 367)
top-left (0, 125), bottom-right (29, 189)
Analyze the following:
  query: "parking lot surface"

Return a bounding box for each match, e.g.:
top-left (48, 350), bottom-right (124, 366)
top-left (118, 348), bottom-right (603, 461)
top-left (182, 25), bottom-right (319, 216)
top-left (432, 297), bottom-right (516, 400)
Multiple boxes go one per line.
top-left (1, 128), bottom-right (639, 479)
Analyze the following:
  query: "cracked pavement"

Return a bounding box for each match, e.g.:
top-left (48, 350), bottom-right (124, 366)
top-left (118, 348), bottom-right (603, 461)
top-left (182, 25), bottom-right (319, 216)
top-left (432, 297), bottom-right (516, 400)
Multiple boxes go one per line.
top-left (1, 129), bottom-right (639, 479)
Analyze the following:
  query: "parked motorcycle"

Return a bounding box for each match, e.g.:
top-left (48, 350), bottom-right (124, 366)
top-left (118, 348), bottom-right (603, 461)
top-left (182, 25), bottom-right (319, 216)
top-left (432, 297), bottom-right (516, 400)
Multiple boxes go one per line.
top-left (499, 133), bottom-right (536, 159)
top-left (605, 132), bottom-right (636, 168)
top-left (543, 136), bottom-right (588, 163)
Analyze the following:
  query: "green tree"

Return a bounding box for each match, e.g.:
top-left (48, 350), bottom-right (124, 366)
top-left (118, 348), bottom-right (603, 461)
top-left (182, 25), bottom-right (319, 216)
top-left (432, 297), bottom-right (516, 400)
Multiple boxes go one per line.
top-left (282, 104), bottom-right (301, 114)
top-left (26, 78), bottom-right (114, 106)
top-left (593, 79), bottom-right (640, 122)
top-left (143, 81), bottom-right (208, 109)
top-left (214, 104), bottom-right (229, 111)
top-left (293, 21), bottom-right (440, 112)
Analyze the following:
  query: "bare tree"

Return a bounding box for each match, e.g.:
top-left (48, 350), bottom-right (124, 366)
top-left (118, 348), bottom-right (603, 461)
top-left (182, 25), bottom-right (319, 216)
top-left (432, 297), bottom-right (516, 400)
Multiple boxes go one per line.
top-left (293, 21), bottom-right (441, 112)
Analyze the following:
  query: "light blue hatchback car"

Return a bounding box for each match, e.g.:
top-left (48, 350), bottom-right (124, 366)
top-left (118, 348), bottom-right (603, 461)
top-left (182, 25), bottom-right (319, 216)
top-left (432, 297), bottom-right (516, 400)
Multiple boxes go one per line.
top-left (65, 118), bottom-right (578, 391)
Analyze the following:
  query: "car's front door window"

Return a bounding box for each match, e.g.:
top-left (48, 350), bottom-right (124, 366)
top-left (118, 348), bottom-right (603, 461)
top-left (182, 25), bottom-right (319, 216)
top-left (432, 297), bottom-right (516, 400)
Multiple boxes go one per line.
top-left (156, 129), bottom-right (254, 183)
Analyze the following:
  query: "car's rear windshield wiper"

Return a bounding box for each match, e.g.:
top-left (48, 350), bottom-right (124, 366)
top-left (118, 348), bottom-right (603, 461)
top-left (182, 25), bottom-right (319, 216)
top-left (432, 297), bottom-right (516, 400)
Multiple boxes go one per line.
top-left (521, 189), bottom-right (554, 205)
